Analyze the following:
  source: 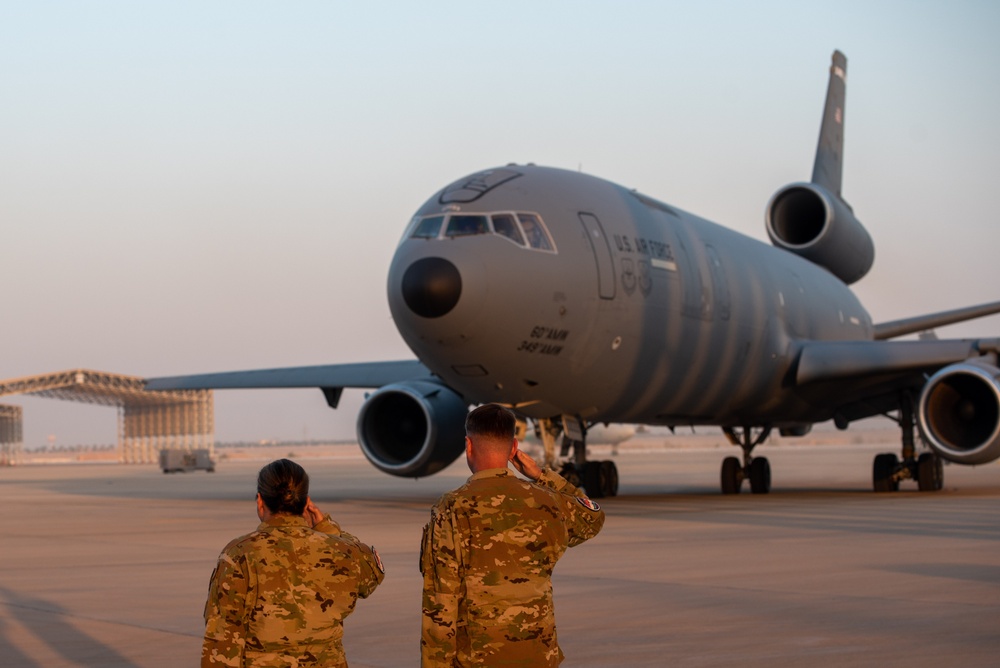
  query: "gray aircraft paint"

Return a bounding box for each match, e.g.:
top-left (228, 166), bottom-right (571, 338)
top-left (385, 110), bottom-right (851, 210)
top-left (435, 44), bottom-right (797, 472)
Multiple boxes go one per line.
top-left (389, 165), bottom-right (871, 427)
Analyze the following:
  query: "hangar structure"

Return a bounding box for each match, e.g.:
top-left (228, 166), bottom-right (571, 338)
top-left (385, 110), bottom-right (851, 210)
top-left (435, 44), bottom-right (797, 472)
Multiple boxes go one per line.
top-left (0, 369), bottom-right (214, 465)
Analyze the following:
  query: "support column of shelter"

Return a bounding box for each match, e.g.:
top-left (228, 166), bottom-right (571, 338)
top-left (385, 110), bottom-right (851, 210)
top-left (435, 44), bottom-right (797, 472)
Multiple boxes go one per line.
top-left (1, 405), bottom-right (23, 467)
top-left (121, 390), bottom-right (214, 464)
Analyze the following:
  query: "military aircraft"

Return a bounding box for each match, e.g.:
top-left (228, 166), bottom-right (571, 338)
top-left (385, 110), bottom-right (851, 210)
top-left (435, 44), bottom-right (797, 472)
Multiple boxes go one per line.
top-left (148, 51), bottom-right (1000, 498)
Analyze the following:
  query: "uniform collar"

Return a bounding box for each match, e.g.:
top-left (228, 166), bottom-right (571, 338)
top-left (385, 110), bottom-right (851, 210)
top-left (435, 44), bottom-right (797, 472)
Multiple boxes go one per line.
top-left (259, 513), bottom-right (311, 530)
top-left (469, 467), bottom-right (511, 482)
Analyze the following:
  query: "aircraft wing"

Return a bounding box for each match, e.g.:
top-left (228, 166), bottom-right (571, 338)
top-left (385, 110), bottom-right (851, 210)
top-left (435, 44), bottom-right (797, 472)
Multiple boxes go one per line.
top-left (872, 300), bottom-right (1000, 340)
top-left (145, 360), bottom-right (433, 408)
top-left (791, 337), bottom-right (1000, 425)
top-left (795, 339), bottom-right (999, 385)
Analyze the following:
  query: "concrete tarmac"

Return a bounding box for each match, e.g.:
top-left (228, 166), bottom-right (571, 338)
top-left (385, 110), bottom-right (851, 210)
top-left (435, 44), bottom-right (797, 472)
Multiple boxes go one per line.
top-left (1, 443), bottom-right (998, 667)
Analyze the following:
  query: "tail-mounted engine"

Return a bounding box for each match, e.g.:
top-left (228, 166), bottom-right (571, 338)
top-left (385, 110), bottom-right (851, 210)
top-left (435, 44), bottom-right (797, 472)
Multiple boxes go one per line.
top-left (917, 361), bottom-right (1000, 465)
top-left (356, 379), bottom-right (468, 477)
top-left (765, 182), bottom-right (874, 285)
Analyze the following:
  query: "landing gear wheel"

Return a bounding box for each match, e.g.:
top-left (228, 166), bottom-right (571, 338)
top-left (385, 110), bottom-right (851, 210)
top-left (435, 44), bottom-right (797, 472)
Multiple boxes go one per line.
top-left (721, 456), bottom-right (742, 494)
top-left (599, 460), bottom-right (619, 497)
top-left (559, 462), bottom-right (582, 488)
top-left (581, 461), bottom-right (607, 498)
top-left (917, 453), bottom-right (943, 491)
top-left (873, 453), bottom-right (899, 492)
top-left (749, 457), bottom-right (771, 494)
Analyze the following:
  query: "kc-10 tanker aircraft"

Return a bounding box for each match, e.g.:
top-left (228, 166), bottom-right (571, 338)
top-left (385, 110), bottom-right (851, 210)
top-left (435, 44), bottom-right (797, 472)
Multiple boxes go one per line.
top-left (148, 51), bottom-right (1000, 497)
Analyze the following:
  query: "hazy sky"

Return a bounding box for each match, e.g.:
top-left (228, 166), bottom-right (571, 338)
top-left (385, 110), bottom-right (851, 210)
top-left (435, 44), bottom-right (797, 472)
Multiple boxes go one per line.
top-left (4, 1), bottom-right (1000, 446)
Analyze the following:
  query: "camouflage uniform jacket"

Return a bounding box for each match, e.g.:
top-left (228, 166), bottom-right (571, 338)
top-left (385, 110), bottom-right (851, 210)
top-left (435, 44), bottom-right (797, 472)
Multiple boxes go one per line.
top-left (420, 467), bottom-right (605, 667)
top-left (203, 513), bottom-right (384, 667)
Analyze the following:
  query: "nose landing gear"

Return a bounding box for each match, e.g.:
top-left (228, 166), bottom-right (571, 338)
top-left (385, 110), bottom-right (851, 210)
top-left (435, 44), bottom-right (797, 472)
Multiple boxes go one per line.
top-left (535, 416), bottom-right (619, 498)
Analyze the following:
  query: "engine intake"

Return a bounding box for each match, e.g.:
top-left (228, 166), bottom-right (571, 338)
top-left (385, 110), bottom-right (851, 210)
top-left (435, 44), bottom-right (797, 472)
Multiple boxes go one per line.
top-left (917, 362), bottom-right (1000, 465)
top-left (765, 182), bottom-right (874, 285)
top-left (356, 379), bottom-right (468, 477)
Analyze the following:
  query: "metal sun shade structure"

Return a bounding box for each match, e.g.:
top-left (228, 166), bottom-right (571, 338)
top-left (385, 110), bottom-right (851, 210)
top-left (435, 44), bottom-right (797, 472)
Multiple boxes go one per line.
top-left (0, 404), bottom-right (23, 466)
top-left (0, 369), bottom-right (213, 464)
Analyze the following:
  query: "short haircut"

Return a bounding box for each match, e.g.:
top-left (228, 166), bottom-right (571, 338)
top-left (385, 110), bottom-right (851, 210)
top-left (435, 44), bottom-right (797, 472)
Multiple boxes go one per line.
top-left (465, 403), bottom-right (516, 442)
top-left (257, 458), bottom-right (309, 515)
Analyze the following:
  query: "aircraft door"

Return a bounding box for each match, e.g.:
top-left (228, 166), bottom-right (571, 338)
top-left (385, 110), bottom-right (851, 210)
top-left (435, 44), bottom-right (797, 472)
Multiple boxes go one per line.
top-left (578, 212), bottom-right (616, 300)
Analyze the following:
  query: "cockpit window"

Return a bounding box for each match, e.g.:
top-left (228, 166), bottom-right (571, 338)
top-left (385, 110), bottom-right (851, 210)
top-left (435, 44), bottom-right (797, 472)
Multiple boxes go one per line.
top-left (445, 215), bottom-right (490, 237)
top-left (408, 211), bottom-right (556, 253)
top-left (491, 213), bottom-right (525, 246)
top-left (411, 215), bottom-right (445, 239)
top-left (517, 213), bottom-right (554, 251)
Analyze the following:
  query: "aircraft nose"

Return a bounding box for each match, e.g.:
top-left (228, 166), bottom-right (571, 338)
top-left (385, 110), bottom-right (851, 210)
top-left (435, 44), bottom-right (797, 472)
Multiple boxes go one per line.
top-left (401, 257), bottom-right (462, 318)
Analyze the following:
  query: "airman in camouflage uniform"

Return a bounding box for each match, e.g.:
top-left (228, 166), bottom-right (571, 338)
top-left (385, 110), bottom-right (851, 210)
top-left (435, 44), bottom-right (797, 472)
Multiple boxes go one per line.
top-left (420, 404), bottom-right (605, 667)
top-left (203, 459), bottom-right (384, 667)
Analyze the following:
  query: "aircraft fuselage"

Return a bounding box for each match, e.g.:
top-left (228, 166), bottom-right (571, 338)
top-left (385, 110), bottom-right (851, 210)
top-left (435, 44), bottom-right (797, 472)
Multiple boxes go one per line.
top-left (388, 165), bottom-right (872, 427)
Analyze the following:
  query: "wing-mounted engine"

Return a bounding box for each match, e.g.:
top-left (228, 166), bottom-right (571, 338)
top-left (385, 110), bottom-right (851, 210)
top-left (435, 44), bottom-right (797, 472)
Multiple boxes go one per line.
top-left (917, 361), bottom-right (1000, 465)
top-left (765, 182), bottom-right (874, 285)
top-left (356, 379), bottom-right (468, 477)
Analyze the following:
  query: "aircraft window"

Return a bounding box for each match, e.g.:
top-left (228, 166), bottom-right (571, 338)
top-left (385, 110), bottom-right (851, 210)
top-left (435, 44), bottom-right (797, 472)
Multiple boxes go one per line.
top-left (491, 213), bottom-right (525, 246)
top-left (446, 214), bottom-right (490, 237)
top-left (411, 215), bottom-right (445, 239)
top-left (517, 213), bottom-right (554, 251)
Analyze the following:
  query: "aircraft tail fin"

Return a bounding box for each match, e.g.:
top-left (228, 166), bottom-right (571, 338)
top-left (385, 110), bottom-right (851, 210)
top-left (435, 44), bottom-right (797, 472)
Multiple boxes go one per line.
top-left (811, 50), bottom-right (848, 196)
top-left (763, 50), bottom-right (872, 284)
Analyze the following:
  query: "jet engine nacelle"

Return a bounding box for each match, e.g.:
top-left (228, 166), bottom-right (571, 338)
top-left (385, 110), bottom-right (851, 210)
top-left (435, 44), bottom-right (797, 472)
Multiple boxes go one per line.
top-left (917, 361), bottom-right (1000, 465)
top-left (356, 379), bottom-right (468, 477)
top-left (765, 182), bottom-right (874, 285)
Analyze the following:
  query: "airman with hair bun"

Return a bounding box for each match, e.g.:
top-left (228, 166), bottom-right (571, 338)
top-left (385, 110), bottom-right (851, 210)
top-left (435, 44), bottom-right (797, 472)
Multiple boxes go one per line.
top-left (203, 459), bottom-right (384, 667)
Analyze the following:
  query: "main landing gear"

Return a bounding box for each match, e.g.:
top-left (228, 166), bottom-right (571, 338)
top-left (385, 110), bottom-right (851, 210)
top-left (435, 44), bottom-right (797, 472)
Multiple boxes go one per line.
top-left (872, 394), bottom-right (944, 493)
top-left (720, 426), bottom-right (772, 494)
top-left (535, 417), bottom-right (619, 499)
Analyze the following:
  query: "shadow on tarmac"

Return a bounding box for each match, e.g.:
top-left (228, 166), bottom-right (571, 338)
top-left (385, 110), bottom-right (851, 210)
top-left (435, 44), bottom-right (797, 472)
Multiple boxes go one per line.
top-left (0, 585), bottom-right (139, 668)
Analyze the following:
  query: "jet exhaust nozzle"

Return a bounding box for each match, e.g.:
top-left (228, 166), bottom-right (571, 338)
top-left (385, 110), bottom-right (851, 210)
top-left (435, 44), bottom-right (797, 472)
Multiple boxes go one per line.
top-left (918, 361), bottom-right (1000, 465)
top-left (356, 379), bottom-right (468, 477)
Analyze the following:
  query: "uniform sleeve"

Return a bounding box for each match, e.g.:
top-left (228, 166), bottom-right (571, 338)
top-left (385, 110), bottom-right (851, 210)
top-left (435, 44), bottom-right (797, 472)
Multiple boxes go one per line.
top-left (420, 504), bottom-right (464, 667)
top-left (202, 550), bottom-right (251, 668)
top-left (315, 513), bottom-right (386, 598)
top-left (535, 468), bottom-right (606, 547)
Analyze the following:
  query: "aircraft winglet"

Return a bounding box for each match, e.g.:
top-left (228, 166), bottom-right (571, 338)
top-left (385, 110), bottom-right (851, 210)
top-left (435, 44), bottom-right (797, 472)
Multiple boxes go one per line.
top-left (812, 50), bottom-right (848, 196)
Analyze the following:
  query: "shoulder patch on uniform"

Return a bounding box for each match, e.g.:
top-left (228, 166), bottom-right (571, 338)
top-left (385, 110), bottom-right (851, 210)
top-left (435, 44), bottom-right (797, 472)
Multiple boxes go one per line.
top-left (577, 497), bottom-right (601, 512)
top-left (371, 546), bottom-right (385, 573)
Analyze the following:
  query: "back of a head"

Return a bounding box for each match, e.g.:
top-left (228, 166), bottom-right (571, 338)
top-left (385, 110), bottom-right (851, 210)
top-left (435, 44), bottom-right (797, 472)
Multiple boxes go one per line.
top-left (257, 458), bottom-right (309, 515)
top-left (466, 404), bottom-right (516, 442)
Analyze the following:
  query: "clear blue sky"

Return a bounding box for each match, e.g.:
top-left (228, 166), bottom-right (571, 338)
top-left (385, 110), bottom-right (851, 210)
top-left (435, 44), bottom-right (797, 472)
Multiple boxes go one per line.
top-left (3, 1), bottom-right (999, 445)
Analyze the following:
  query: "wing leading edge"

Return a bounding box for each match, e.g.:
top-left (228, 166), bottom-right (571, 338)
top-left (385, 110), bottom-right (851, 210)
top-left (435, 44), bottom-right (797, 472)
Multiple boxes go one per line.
top-left (873, 300), bottom-right (1000, 340)
top-left (145, 360), bottom-right (432, 408)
